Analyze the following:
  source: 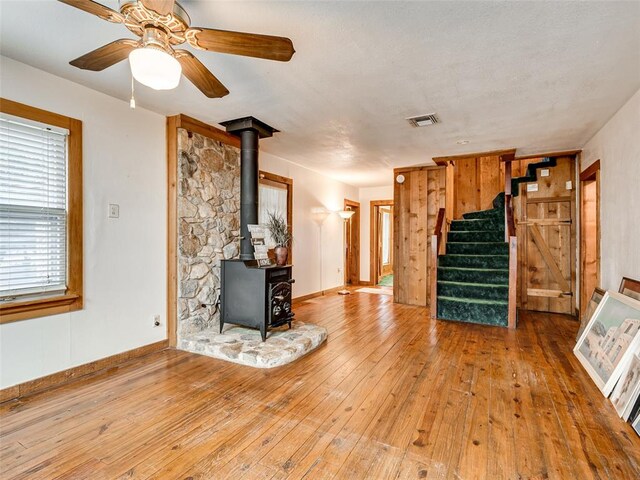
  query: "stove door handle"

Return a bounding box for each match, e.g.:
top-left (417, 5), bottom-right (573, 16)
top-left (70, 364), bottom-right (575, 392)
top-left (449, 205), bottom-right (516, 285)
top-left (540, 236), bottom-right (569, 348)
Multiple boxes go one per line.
top-left (287, 279), bottom-right (296, 284)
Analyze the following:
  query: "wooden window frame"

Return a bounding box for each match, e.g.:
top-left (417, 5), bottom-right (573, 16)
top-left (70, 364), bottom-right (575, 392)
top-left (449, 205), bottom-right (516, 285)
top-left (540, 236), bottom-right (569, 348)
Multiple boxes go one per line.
top-left (0, 98), bottom-right (83, 324)
top-left (259, 170), bottom-right (293, 262)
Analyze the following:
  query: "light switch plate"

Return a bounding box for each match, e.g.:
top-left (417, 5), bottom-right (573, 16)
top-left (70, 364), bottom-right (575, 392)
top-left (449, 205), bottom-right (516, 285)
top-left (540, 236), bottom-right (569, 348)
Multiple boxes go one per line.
top-left (540, 169), bottom-right (550, 177)
top-left (527, 183), bottom-right (539, 192)
top-left (108, 204), bottom-right (120, 218)
top-left (566, 181), bottom-right (573, 190)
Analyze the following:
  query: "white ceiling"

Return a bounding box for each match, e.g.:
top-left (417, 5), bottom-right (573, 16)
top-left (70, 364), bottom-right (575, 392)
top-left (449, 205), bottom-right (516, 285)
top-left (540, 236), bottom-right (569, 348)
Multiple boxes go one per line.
top-left (1, 1), bottom-right (639, 187)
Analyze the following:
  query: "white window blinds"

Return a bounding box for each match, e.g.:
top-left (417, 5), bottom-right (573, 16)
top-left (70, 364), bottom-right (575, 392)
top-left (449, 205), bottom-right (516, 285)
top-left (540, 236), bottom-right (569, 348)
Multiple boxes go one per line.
top-left (0, 114), bottom-right (69, 299)
top-left (259, 182), bottom-right (288, 249)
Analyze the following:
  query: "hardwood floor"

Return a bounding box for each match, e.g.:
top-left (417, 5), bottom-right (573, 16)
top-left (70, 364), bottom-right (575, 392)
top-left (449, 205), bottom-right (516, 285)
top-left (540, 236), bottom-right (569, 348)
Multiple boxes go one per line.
top-left (1, 292), bottom-right (639, 479)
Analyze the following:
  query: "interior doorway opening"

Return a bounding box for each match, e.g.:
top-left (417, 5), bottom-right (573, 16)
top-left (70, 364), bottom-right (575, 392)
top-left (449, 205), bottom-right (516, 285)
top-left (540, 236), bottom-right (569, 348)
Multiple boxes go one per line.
top-left (370, 200), bottom-right (394, 287)
top-left (344, 199), bottom-right (361, 287)
top-left (580, 160), bottom-right (601, 317)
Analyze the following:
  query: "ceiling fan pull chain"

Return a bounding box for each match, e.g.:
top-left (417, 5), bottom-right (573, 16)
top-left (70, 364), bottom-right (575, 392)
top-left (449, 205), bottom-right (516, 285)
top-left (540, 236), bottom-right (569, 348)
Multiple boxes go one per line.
top-left (130, 76), bottom-right (136, 109)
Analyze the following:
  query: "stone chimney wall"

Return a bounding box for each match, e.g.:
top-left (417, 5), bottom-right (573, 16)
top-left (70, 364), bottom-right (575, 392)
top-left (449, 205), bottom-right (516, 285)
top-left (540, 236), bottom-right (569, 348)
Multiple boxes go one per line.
top-left (177, 128), bottom-right (240, 339)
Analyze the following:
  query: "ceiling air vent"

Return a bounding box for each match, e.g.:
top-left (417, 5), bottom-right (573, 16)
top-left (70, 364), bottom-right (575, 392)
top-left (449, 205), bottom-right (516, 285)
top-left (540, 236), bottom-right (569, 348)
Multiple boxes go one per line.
top-left (407, 113), bottom-right (439, 127)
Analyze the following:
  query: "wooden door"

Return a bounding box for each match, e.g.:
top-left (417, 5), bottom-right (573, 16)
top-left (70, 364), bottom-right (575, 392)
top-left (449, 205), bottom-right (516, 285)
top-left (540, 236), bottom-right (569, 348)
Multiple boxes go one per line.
top-left (344, 199), bottom-right (360, 286)
top-left (580, 161), bottom-right (600, 316)
top-left (518, 156), bottom-right (576, 314)
top-left (379, 207), bottom-right (393, 276)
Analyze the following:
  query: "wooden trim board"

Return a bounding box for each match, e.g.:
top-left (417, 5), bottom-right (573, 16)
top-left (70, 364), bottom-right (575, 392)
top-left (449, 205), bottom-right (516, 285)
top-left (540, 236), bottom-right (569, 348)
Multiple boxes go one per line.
top-left (580, 159), bottom-right (600, 181)
top-left (432, 148), bottom-right (516, 166)
top-left (516, 150), bottom-right (581, 161)
top-left (0, 340), bottom-right (169, 403)
top-left (292, 286), bottom-right (345, 304)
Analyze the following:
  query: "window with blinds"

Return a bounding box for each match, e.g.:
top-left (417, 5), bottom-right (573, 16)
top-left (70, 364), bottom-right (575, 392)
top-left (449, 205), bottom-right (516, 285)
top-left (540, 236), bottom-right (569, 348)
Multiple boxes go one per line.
top-left (0, 114), bottom-right (69, 300)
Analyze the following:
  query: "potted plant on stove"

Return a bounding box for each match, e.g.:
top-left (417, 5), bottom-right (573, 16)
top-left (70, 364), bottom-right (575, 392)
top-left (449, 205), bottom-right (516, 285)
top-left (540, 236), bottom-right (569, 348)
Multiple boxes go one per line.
top-left (266, 211), bottom-right (292, 266)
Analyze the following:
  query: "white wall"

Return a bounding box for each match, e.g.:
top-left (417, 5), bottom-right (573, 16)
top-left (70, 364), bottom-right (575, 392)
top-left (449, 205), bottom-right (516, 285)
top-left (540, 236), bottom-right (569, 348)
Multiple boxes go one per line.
top-left (260, 152), bottom-right (359, 297)
top-left (581, 88), bottom-right (640, 291)
top-left (358, 186), bottom-right (394, 283)
top-left (0, 57), bottom-right (167, 388)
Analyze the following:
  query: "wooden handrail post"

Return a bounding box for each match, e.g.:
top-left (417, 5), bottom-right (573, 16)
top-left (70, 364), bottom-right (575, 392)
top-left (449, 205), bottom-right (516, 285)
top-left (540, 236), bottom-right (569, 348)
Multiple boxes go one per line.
top-left (430, 208), bottom-right (446, 319)
top-left (430, 234), bottom-right (438, 319)
top-left (508, 236), bottom-right (518, 329)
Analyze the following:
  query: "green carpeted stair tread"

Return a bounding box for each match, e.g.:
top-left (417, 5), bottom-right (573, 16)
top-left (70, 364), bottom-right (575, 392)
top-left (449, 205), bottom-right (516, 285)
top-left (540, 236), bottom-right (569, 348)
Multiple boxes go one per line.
top-left (450, 218), bottom-right (504, 232)
top-left (447, 230), bottom-right (504, 242)
top-left (437, 280), bottom-right (509, 288)
top-left (438, 254), bottom-right (509, 269)
top-left (437, 296), bottom-right (508, 327)
top-left (446, 242), bottom-right (509, 255)
top-left (438, 266), bottom-right (509, 284)
top-left (437, 280), bottom-right (508, 301)
top-left (436, 295), bottom-right (508, 305)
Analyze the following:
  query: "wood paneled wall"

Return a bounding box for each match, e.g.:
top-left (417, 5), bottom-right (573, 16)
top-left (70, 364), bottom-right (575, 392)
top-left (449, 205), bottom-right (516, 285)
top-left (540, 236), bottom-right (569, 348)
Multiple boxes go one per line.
top-left (452, 154), bottom-right (504, 217)
top-left (393, 166), bottom-right (446, 306)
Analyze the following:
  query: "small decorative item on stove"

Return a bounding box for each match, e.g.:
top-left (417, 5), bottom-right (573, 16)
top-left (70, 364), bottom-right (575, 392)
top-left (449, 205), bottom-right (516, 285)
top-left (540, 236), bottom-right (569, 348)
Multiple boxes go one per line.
top-left (248, 224), bottom-right (273, 267)
top-left (266, 211), bottom-right (292, 266)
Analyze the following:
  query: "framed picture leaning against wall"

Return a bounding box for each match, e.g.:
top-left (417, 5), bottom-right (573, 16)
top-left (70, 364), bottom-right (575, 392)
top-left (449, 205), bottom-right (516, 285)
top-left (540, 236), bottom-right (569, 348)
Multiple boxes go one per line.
top-left (574, 291), bottom-right (640, 396)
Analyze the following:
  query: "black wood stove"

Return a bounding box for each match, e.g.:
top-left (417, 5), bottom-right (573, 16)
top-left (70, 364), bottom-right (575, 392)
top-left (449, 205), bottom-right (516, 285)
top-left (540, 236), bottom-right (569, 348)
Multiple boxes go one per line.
top-left (219, 117), bottom-right (295, 341)
top-left (220, 261), bottom-right (294, 341)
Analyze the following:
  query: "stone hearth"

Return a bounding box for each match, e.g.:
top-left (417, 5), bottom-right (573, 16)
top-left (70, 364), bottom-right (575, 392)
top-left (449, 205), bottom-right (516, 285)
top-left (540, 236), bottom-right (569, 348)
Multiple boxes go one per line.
top-left (178, 322), bottom-right (327, 368)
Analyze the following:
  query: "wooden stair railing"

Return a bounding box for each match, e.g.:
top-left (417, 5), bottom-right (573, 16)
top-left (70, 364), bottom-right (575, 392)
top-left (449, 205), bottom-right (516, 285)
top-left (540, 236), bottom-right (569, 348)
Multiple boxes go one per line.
top-left (430, 207), bottom-right (446, 319)
top-left (504, 160), bottom-right (517, 329)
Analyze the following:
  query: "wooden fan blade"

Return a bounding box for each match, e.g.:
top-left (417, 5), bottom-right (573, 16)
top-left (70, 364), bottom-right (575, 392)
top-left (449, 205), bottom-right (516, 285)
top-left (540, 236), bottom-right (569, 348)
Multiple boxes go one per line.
top-left (175, 51), bottom-right (229, 98)
top-left (70, 39), bottom-right (139, 71)
top-left (140, 0), bottom-right (175, 16)
top-left (186, 27), bottom-right (295, 62)
top-left (58, 0), bottom-right (124, 23)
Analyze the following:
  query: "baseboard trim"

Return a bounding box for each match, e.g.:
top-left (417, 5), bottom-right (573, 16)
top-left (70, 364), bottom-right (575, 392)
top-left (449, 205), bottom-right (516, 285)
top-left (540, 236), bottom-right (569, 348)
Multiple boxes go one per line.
top-left (0, 339), bottom-right (170, 404)
top-left (293, 286), bottom-right (345, 304)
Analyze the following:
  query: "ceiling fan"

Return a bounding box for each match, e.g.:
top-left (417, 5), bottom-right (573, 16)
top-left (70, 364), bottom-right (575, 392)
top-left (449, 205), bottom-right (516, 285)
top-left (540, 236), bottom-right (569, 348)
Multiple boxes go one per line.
top-left (59, 0), bottom-right (295, 98)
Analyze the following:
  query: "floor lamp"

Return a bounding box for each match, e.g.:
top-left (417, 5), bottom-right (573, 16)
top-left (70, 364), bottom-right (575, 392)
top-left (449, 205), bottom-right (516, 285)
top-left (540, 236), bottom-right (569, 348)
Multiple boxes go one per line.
top-left (338, 208), bottom-right (355, 295)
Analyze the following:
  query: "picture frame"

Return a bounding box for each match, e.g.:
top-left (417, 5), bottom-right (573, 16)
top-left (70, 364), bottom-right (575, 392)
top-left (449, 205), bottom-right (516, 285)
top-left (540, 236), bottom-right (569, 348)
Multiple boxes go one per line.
top-left (633, 410), bottom-right (640, 436)
top-left (610, 351), bottom-right (640, 419)
top-left (574, 291), bottom-right (640, 396)
top-left (619, 277), bottom-right (640, 302)
top-left (577, 287), bottom-right (606, 341)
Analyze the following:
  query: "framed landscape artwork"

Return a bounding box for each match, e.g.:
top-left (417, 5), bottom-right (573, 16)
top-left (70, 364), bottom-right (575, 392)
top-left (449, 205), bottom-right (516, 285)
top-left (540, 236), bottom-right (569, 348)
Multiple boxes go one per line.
top-left (610, 351), bottom-right (640, 419)
top-left (634, 411), bottom-right (640, 436)
top-left (577, 287), bottom-right (606, 341)
top-left (619, 277), bottom-right (640, 302)
top-left (574, 291), bottom-right (640, 396)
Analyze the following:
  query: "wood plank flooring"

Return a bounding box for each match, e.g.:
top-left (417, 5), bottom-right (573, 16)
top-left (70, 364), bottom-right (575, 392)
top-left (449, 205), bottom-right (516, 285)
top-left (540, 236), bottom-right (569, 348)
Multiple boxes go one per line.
top-left (1, 292), bottom-right (639, 479)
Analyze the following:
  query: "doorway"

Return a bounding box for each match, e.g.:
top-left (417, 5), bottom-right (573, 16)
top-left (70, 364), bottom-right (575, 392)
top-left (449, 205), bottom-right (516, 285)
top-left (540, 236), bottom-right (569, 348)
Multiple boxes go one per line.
top-left (344, 199), bottom-right (361, 287)
top-left (370, 200), bottom-right (394, 286)
top-left (580, 160), bottom-right (601, 317)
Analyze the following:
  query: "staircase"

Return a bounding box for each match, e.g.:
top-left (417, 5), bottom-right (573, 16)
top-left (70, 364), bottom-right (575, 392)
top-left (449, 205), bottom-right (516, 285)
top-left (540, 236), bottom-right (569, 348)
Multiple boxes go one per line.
top-left (435, 157), bottom-right (555, 327)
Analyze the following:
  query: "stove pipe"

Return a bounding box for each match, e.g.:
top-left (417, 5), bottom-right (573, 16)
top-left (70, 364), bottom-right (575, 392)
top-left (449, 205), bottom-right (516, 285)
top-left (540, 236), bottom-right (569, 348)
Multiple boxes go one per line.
top-left (220, 117), bottom-right (279, 260)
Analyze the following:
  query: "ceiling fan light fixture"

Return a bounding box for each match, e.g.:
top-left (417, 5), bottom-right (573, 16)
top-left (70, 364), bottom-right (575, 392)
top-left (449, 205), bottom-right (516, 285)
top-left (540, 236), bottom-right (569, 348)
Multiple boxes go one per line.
top-left (129, 46), bottom-right (182, 90)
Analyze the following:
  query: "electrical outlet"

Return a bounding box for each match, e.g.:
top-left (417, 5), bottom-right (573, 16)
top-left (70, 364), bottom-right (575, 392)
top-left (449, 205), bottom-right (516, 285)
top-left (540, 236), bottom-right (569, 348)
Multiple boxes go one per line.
top-left (108, 204), bottom-right (120, 218)
top-left (153, 315), bottom-right (161, 327)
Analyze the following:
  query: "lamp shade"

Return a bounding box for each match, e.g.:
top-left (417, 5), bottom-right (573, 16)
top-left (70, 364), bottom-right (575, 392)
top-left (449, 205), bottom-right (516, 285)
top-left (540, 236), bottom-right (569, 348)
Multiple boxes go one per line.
top-left (337, 210), bottom-right (355, 220)
top-left (129, 47), bottom-right (182, 90)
